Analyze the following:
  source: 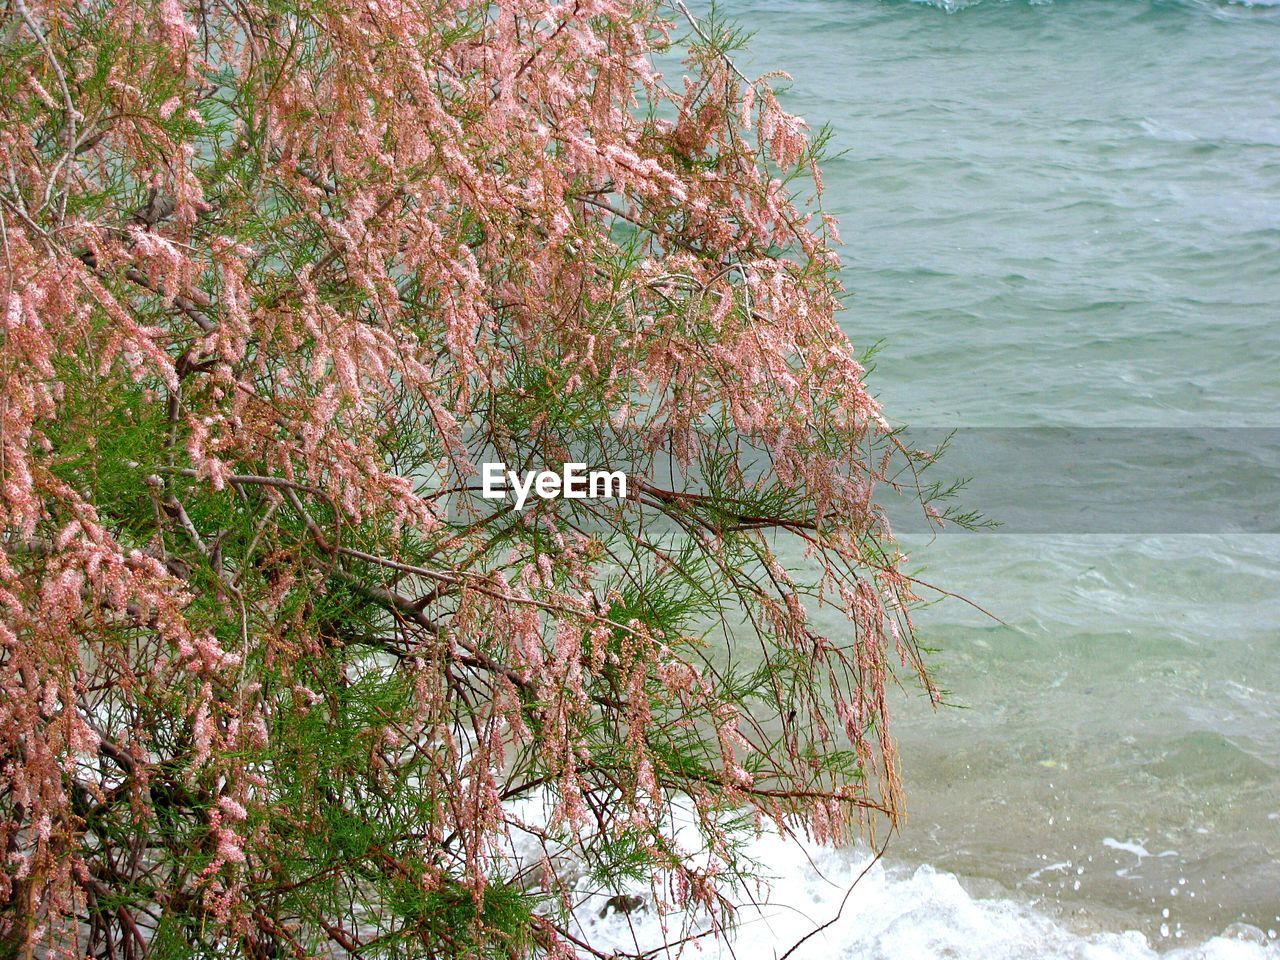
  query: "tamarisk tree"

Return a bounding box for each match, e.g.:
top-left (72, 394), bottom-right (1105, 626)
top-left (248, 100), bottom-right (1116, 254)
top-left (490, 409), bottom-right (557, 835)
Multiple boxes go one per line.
top-left (0, 0), bottom-right (945, 956)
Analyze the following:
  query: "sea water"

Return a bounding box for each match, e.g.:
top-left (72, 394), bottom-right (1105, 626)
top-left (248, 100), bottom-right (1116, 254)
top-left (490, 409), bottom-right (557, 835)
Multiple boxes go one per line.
top-left (570, 1), bottom-right (1280, 955)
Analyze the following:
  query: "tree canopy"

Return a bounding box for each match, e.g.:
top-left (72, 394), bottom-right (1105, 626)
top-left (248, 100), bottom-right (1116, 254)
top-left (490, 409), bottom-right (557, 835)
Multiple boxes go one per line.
top-left (0, 0), bottom-right (940, 956)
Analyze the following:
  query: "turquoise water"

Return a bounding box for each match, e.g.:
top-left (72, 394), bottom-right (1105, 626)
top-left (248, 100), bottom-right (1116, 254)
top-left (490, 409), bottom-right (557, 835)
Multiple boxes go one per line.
top-left (723, 0), bottom-right (1280, 950)
top-left (740, 0), bottom-right (1280, 428)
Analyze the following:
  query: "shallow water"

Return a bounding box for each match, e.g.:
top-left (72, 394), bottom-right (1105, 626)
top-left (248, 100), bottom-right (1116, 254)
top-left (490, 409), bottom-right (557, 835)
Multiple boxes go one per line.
top-left (668, 0), bottom-right (1280, 952)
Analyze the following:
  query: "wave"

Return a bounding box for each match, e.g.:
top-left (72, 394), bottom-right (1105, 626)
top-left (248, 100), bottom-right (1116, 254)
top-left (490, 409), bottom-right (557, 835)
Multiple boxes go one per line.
top-left (567, 828), bottom-right (1279, 960)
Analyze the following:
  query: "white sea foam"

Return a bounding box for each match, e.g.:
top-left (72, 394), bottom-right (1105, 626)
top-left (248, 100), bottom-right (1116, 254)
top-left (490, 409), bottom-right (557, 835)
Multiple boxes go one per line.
top-left (562, 827), bottom-right (1278, 960)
